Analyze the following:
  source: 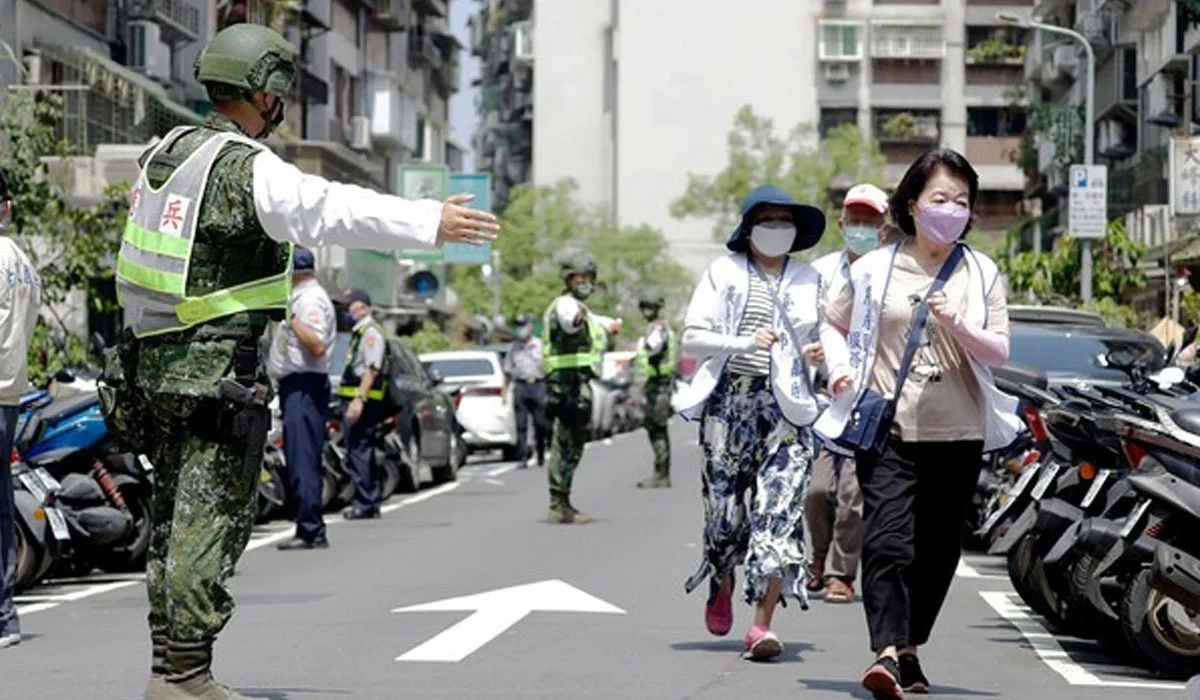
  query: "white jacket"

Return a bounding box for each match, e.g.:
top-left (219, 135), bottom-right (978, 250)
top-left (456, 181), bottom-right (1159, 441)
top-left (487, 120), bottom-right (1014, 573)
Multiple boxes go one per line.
top-left (813, 242), bottom-right (1022, 452)
top-left (673, 253), bottom-right (823, 427)
top-left (0, 237), bottom-right (42, 406)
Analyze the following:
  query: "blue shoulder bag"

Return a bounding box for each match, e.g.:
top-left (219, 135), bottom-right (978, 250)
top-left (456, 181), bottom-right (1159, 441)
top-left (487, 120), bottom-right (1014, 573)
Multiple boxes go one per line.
top-left (835, 244), bottom-right (965, 457)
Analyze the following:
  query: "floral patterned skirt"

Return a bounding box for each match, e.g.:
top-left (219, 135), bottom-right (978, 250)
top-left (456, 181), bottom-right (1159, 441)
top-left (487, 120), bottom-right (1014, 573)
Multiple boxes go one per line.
top-left (684, 373), bottom-right (814, 607)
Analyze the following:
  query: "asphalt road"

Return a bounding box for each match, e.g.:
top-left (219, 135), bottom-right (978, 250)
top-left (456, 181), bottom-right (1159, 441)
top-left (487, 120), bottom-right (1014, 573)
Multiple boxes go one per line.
top-left (1, 421), bottom-right (1191, 699)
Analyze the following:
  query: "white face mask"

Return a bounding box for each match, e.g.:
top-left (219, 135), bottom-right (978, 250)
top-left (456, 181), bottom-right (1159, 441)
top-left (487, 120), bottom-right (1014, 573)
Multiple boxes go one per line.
top-left (749, 221), bottom-right (796, 258)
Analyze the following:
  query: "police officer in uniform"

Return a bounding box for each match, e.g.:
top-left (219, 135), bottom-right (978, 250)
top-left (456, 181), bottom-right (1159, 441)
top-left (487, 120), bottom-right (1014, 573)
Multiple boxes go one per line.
top-left (634, 290), bottom-right (677, 489)
top-left (268, 248), bottom-right (335, 551)
top-left (542, 252), bottom-right (610, 524)
top-left (503, 313), bottom-right (548, 468)
top-left (101, 23), bottom-right (498, 700)
top-left (336, 289), bottom-right (388, 520)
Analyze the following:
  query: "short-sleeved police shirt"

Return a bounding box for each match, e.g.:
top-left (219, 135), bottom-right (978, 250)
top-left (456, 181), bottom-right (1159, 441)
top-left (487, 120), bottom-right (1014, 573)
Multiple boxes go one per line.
top-left (351, 316), bottom-right (386, 376)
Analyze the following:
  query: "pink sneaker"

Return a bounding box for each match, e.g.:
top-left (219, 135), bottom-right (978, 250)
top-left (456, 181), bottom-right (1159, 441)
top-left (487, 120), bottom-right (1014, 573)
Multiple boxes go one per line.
top-left (704, 574), bottom-right (734, 636)
top-left (743, 623), bottom-right (783, 661)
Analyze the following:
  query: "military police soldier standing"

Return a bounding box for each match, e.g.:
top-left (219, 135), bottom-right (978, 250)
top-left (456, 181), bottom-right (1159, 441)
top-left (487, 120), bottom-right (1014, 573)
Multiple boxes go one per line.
top-left (634, 290), bottom-right (677, 489)
top-left (503, 313), bottom-right (549, 468)
top-left (336, 289), bottom-right (389, 519)
top-left (541, 252), bottom-right (613, 524)
top-left (103, 23), bottom-right (498, 700)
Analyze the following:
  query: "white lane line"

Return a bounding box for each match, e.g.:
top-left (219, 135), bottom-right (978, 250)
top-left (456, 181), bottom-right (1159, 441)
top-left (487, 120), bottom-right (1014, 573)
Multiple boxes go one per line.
top-left (485, 464), bottom-right (516, 477)
top-left (18, 481), bottom-right (466, 617)
top-left (956, 558), bottom-right (1008, 581)
top-left (483, 478), bottom-right (504, 486)
top-left (980, 591), bottom-right (1185, 690)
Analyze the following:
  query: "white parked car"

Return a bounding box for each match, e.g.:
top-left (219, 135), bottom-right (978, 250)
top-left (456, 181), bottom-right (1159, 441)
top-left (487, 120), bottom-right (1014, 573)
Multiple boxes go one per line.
top-left (419, 350), bottom-right (518, 459)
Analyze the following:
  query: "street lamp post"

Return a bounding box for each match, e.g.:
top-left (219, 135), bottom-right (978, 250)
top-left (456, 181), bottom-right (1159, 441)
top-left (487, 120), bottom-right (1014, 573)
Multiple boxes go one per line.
top-left (999, 12), bottom-right (1096, 304)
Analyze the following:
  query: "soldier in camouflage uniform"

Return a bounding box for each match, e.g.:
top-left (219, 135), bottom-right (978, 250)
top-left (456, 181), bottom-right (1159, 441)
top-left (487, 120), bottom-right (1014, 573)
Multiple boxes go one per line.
top-left (99, 23), bottom-right (498, 700)
top-left (542, 252), bottom-right (610, 524)
top-left (634, 290), bottom-right (677, 489)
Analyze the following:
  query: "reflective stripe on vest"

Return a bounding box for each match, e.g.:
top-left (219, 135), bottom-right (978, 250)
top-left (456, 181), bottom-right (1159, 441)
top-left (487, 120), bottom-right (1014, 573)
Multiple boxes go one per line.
top-left (338, 320), bottom-right (389, 400)
top-left (541, 301), bottom-right (604, 375)
top-left (635, 322), bottom-right (677, 379)
top-left (116, 127), bottom-right (292, 338)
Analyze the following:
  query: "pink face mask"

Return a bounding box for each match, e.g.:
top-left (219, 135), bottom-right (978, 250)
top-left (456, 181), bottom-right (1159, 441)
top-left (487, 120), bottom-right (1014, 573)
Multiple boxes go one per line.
top-left (916, 203), bottom-right (970, 245)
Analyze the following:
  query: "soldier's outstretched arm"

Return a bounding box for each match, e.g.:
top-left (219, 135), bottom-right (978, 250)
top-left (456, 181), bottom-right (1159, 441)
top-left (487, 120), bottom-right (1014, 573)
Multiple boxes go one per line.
top-left (250, 149), bottom-right (499, 250)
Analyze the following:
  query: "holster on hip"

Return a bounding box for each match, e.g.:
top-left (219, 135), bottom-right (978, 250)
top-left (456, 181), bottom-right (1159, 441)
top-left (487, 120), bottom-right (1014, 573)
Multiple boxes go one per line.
top-left (215, 377), bottom-right (270, 477)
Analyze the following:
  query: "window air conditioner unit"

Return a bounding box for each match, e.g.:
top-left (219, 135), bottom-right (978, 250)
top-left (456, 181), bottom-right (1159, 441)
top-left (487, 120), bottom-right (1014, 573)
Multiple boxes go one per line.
top-left (823, 62), bottom-right (850, 82)
top-left (22, 52), bottom-right (41, 84)
top-left (350, 116), bottom-right (372, 152)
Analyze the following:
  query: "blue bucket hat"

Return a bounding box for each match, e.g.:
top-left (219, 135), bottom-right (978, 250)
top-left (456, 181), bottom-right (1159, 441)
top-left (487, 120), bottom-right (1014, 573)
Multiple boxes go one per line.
top-left (726, 184), bottom-right (826, 254)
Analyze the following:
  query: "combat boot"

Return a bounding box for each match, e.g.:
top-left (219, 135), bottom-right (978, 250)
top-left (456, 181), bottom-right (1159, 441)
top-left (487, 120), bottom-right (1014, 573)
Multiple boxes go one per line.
top-left (546, 492), bottom-right (574, 524)
top-left (148, 641), bottom-right (253, 700)
top-left (143, 634), bottom-right (169, 698)
top-left (636, 474), bottom-right (671, 489)
top-left (565, 495), bottom-right (593, 524)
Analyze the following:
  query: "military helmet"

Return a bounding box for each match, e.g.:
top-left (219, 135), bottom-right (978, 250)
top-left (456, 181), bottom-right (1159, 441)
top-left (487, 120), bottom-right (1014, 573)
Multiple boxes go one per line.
top-left (639, 289), bottom-right (665, 308)
top-left (558, 251), bottom-right (598, 281)
top-left (194, 23), bottom-right (298, 100)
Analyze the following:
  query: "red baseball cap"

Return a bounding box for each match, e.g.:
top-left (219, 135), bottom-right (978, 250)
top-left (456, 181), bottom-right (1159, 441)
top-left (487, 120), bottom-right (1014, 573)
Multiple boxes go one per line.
top-left (843, 184), bottom-right (889, 214)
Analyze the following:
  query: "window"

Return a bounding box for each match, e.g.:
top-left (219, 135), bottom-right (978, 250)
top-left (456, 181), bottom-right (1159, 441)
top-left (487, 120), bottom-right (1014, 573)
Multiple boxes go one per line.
top-left (1008, 325), bottom-right (1164, 381)
top-left (967, 107), bottom-right (1027, 136)
top-left (819, 21), bottom-right (862, 60)
top-left (871, 23), bottom-right (945, 59)
top-left (421, 358), bottom-right (499, 379)
top-left (820, 108), bottom-right (858, 137)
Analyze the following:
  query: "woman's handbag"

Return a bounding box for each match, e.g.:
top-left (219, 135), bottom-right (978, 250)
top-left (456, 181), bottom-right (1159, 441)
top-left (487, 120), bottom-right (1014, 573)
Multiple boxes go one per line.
top-left (834, 244), bottom-right (965, 457)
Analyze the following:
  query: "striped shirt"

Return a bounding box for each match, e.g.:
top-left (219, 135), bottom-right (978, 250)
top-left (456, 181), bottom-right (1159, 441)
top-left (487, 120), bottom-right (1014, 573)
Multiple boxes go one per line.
top-left (726, 270), bottom-right (776, 377)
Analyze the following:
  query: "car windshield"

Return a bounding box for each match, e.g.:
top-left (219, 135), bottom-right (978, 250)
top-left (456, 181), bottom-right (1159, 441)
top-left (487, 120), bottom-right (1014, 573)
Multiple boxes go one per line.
top-left (1008, 325), bottom-right (1164, 380)
top-left (422, 357), bottom-right (496, 378)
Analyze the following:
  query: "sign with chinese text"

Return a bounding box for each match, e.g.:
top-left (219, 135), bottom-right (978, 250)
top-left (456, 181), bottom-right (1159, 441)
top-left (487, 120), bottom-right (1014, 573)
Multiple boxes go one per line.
top-left (1170, 137), bottom-right (1200, 216)
top-left (1067, 165), bottom-right (1108, 240)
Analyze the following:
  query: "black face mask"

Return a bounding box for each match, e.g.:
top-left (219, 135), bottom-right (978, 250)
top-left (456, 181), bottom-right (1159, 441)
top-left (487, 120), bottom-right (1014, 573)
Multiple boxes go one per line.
top-left (256, 97), bottom-right (286, 140)
top-left (340, 311), bottom-right (354, 327)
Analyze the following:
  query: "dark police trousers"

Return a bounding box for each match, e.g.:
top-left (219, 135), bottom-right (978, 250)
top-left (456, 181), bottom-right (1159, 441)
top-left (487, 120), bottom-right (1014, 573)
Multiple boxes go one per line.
top-left (0, 407), bottom-right (21, 638)
top-left (344, 399), bottom-right (384, 513)
top-left (513, 378), bottom-right (549, 464)
top-left (279, 372), bottom-right (330, 542)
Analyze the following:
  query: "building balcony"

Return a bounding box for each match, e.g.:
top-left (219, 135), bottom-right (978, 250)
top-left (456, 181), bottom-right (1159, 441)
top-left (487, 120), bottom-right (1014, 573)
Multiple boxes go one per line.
top-left (126, 0), bottom-right (201, 44)
top-left (371, 0), bottom-right (409, 31)
top-left (299, 67), bottom-right (329, 105)
top-left (431, 60), bottom-right (460, 97)
top-left (412, 0), bottom-right (447, 18)
top-left (408, 28), bottom-right (441, 67)
top-left (1096, 46), bottom-right (1138, 122)
top-left (509, 90), bottom-right (533, 122)
top-left (32, 0), bottom-right (113, 39)
top-left (869, 22), bottom-right (946, 60)
top-left (872, 58), bottom-right (941, 84)
top-left (875, 111), bottom-right (940, 144)
top-left (1110, 147), bottom-right (1169, 216)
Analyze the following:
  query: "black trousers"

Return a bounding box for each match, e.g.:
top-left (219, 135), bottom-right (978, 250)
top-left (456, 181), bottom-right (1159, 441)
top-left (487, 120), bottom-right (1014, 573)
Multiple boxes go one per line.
top-left (855, 437), bottom-right (983, 651)
top-left (513, 379), bottom-right (549, 463)
top-left (280, 373), bottom-right (330, 542)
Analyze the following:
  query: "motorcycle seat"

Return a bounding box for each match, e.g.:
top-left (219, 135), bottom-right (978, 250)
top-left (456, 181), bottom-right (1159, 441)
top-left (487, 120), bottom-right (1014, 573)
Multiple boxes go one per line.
top-left (38, 392), bottom-right (99, 424)
top-left (1171, 406), bottom-right (1200, 437)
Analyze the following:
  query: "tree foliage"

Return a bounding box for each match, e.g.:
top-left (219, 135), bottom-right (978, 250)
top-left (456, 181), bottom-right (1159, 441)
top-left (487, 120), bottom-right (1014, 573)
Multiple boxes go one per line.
top-left (999, 218), bottom-right (1148, 326)
top-left (448, 179), bottom-right (694, 345)
top-left (405, 320), bottom-right (454, 355)
top-left (1, 92), bottom-right (129, 314)
top-left (669, 105), bottom-right (887, 259)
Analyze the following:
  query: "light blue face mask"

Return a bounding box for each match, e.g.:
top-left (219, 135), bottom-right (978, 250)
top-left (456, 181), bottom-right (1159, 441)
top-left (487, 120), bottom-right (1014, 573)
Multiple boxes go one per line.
top-left (844, 225), bottom-right (881, 255)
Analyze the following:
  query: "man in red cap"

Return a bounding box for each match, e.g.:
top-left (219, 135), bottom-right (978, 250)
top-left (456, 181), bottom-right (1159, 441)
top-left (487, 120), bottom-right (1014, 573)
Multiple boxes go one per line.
top-left (806, 183), bottom-right (889, 604)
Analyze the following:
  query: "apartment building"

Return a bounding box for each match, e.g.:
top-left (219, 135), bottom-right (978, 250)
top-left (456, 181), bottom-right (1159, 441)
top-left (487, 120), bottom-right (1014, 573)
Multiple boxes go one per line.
top-left (469, 0), bottom-right (531, 213)
top-left (817, 0), bottom-right (1034, 237)
top-left (1020, 0), bottom-right (1197, 262)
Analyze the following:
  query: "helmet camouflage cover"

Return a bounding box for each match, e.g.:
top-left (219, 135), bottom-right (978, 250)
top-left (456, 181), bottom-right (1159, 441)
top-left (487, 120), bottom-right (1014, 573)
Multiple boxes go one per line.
top-left (559, 251), bottom-right (598, 281)
top-left (194, 23), bottom-right (298, 101)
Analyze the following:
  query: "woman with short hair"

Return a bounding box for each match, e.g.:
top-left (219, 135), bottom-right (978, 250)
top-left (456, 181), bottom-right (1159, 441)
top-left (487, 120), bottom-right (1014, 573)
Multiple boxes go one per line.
top-left (815, 149), bottom-right (1021, 698)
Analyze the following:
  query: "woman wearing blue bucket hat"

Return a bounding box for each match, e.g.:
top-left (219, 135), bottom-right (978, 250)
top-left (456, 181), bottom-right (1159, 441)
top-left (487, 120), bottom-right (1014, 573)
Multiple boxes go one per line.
top-left (673, 184), bottom-right (827, 661)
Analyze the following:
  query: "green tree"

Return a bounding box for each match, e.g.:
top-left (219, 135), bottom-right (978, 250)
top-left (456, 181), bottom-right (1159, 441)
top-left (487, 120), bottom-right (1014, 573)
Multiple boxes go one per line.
top-left (999, 218), bottom-right (1147, 326)
top-left (0, 92), bottom-right (130, 369)
top-left (669, 105), bottom-right (887, 260)
top-left (448, 179), bottom-right (694, 345)
top-left (404, 320), bottom-right (453, 355)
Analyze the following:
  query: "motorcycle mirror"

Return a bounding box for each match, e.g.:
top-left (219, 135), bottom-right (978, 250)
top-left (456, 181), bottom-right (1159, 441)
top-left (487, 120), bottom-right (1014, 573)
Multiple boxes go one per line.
top-left (426, 368), bottom-right (444, 385)
top-left (54, 368), bottom-right (75, 384)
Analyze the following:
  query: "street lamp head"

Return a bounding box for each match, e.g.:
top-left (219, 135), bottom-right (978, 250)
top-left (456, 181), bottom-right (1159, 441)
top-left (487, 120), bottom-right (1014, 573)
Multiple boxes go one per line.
top-left (996, 12), bottom-right (1023, 25)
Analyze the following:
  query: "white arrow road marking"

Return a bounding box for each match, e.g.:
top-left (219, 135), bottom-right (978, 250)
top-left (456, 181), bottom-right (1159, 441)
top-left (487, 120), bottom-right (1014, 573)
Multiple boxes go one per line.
top-left (392, 579), bottom-right (625, 663)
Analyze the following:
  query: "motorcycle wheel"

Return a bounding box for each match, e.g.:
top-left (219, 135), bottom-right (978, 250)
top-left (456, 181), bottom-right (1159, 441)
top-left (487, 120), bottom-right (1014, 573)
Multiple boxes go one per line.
top-left (321, 471), bottom-right (337, 510)
top-left (1121, 568), bottom-right (1200, 678)
top-left (1008, 532), bottom-right (1062, 623)
top-left (12, 522), bottom-right (38, 591)
top-left (1059, 553), bottom-right (1128, 649)
top-left (257, 449), bottom-right (287, 524)
top-left (102, 484), bottom-right (152, 573)
top-left (378, 449), bottom-right (401, 500)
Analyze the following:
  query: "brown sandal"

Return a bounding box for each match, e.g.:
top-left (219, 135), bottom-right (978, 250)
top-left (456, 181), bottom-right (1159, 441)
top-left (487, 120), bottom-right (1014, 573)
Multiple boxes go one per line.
top-left (825, 578), bottom-right (854, 603)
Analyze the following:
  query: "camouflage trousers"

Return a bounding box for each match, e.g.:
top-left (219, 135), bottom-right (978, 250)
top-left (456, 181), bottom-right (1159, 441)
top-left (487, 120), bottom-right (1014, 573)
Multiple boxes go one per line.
top-left (546, 375), bottom-right (593, 497)
top-left (143, 393), bottom-right (258, 645)
top-left (643, 379), bottom-right (673, 477)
